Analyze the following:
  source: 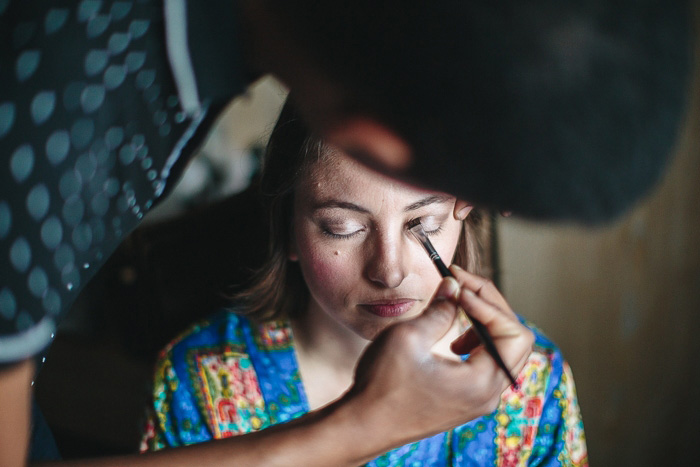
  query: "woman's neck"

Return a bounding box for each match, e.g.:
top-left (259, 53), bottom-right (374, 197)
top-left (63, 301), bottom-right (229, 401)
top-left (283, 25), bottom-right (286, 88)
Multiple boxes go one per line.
top-left (289, 302), bottom-right (464, 410)
top-left (290, 303), bottom-right (370, 410)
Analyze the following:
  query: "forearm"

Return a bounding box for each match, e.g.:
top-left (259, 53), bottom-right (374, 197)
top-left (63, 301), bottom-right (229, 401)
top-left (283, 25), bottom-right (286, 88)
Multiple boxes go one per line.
top-left (39, 396), bottom-right (388, 467)
top-left (237, 396), bottom-right (387, 467)
top-left (0, 360), bottom-right (33, 467)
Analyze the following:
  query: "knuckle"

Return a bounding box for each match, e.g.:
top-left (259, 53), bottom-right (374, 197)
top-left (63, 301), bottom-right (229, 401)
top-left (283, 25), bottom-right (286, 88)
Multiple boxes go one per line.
top-left (523, 327), bottom-right (536, 348)
top-left (431, 298), bottom-right (457, 321)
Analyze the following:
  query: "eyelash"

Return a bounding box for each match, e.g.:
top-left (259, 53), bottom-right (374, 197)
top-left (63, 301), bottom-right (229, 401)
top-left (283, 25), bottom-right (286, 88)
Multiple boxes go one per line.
top-left (424, 225), bottom-right (444, 236)
top-left (321, 218), bottom-right (444, 239)
top-left (409, 217), bottom-right (444, 237)
top-left (322, 229), bottom-right (363, 240)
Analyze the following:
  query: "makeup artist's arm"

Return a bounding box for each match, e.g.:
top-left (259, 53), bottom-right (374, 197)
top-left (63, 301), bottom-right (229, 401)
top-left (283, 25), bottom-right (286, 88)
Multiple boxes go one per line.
top-left (0, 360), bottom-right (33, 467)
top-left (29, 276), bottom-right (531, 467)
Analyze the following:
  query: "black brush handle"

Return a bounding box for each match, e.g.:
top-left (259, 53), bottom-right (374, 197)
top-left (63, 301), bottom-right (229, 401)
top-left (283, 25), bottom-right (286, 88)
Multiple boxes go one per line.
top-left (431, 252), bottom-right (452, 277)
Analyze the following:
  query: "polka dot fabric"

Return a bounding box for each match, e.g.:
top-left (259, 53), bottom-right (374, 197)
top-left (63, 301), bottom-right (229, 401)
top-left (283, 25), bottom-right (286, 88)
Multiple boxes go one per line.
top-left (0, 0), bottom-right (245, 362)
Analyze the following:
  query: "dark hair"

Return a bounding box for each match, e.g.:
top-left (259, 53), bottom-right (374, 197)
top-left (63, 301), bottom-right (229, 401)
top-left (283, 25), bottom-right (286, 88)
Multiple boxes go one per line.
top-left (266, 0), bottom-right (692, 223)
top-left (234, 99), bottom-right (491, 322)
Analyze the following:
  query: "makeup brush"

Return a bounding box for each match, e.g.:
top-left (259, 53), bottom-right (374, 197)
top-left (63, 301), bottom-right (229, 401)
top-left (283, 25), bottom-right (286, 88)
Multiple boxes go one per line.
top-left (408, 218), bottom-right (518, 388)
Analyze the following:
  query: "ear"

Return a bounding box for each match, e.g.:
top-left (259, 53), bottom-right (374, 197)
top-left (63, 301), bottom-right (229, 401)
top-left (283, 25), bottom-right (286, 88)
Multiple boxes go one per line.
top-left (324, 118), bottom-right (413, 172)
top-left (453, 200), bottom-right (473, 220)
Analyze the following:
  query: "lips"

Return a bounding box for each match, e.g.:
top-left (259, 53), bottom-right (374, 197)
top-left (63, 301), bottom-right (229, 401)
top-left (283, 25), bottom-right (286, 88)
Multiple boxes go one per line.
top-left (360, 300), bottom-right (416, 318)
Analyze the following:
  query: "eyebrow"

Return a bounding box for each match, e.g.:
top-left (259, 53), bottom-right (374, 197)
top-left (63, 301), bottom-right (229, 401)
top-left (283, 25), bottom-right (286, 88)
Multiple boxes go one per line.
top-left (312, 200), bottom-right (370, 214)
top-left (312, 195), bottom-right (451, 214)
top-left (403, 194), bottom-right (452, 212)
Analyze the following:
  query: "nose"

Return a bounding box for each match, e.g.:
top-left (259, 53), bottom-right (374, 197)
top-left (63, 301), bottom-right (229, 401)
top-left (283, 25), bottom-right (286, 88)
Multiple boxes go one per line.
top-left (365, 232), bottom-right (408, 288)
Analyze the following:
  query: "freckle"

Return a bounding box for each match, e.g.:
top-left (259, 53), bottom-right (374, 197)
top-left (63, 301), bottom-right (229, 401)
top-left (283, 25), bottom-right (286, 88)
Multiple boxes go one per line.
top-left (334, 251), bottom-right (339, 256)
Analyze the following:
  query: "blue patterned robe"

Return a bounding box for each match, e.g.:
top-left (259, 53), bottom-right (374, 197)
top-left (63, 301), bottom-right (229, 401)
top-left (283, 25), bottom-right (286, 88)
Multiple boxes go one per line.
top-left (141, 310), bottom-right (587, 466)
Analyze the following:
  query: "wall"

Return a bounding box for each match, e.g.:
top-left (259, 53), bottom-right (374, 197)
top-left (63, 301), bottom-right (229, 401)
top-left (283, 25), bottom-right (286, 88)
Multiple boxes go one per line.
top-left (498, 16), bottom-right (700, 465)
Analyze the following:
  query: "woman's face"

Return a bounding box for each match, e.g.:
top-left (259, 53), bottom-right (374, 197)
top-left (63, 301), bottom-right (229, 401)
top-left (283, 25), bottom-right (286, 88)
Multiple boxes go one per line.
top-left (291, 150), bottom-right (463, 341)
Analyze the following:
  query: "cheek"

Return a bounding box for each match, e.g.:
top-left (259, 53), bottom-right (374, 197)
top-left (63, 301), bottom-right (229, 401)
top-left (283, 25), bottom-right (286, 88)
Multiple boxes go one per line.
top-left (296, 237), bottom-right (355, 298)
top-left (307, 254), bottom-right (341, 285)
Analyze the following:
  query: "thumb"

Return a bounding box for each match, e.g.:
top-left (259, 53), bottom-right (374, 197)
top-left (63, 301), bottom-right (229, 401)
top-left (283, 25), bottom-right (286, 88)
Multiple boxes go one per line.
top-left (409, 277), bottom-right (461, 344)
top-left (450, 328), bottom-right (481, 355)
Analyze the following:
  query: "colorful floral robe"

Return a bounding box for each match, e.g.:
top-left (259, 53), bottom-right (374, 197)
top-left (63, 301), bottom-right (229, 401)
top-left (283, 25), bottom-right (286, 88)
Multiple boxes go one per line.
top-left (141, 310), bottom-right (588, 466)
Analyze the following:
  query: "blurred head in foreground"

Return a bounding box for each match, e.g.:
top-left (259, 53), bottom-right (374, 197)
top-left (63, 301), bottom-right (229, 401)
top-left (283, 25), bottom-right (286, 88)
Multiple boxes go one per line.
top-left (253, 0), bottom-right (693, 223)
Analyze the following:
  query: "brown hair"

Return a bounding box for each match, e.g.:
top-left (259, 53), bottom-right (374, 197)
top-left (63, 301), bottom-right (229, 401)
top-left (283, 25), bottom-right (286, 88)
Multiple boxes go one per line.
top-left (234, 99), bottom-right (491, 322)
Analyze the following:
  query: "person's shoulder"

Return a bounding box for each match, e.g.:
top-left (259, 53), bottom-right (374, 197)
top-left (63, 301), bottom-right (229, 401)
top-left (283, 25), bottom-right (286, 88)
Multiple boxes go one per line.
top-left (156, 307), bottom-right (251, 360)
top-left (520, 317), bottom-right (565, 358)
top-left (491, 318), bottom-right (587, 464)
top-left (516, 316), bottom-right (572, 388)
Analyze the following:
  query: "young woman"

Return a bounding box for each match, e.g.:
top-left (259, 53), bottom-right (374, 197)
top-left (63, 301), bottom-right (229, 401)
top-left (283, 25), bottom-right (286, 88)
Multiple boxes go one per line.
top-left (141, 100), bottom-right (588, 466)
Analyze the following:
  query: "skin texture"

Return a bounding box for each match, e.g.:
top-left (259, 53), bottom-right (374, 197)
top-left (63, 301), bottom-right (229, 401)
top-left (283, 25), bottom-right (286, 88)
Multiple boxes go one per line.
top-left (0, 361), bottom-right (33, 467)
top-left (291, 151), bottom-right (462, 341)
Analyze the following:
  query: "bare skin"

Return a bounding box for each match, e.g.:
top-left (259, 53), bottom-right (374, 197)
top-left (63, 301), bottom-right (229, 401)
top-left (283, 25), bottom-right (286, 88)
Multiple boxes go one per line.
top-left (0, 361), bottom-right (33, 467)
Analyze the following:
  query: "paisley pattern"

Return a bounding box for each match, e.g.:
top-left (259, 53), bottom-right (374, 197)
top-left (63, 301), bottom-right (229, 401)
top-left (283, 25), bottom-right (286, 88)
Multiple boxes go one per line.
top-left (141, 310), bottom-right (588, 466)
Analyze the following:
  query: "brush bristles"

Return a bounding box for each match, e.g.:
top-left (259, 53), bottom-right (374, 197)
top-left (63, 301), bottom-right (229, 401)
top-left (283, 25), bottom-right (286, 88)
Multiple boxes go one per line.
top-left (407, 218), bottom-right (423, 230)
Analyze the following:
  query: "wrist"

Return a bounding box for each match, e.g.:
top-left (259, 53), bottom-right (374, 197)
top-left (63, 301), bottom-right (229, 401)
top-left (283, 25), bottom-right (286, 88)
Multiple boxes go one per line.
top-left (323, 393), bottom-right (393, 465)
top-left (257, 393), bottom-right (393, 467)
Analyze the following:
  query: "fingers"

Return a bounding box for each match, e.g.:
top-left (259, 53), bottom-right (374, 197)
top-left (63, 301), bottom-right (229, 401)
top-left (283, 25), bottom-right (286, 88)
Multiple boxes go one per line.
top-left (448, 265), bottom-right (512, 316)
top-left (457, 288), bottom-right (519, 340)
top-left (453, 200), bottom-right (473, 220)
top-left (405, 277), bottom-right (460, 346)
top-left (403, 270), bottom-right (531, 385)
top-left (436, 276), bottom-right (461, 302)
top-left (457, 289), bottom-right (534, 380)
top-left (440, 266), bottom-right (533, 383)
top-left (450, 327), bottom-right (481, 355)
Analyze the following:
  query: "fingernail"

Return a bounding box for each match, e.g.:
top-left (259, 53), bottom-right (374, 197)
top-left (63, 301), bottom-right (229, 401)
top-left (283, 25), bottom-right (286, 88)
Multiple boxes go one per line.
top-left (462, 289), bottom-right (476, 299)
top-left (450, 264), bottom-right (463, 272)
top-left (456, 206), bottom-right (472, 220)
top-left (436, 277), bottom-right (460, 301)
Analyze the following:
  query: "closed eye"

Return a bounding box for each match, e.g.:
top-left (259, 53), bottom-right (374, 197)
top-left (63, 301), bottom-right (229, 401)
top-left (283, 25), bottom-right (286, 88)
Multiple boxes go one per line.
top-left (407, 216), bottom-right (444, 236)
top-left (321, 221), bottom-right (366, 239)
top-left (425, 225), bottom-right (444, 236)
top-left (322, 229), bottom-right (364, 239)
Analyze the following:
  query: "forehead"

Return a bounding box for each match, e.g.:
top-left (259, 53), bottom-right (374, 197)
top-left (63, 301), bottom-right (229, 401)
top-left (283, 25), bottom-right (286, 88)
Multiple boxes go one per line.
top-left (296, 149), bottom-right (445, 205)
